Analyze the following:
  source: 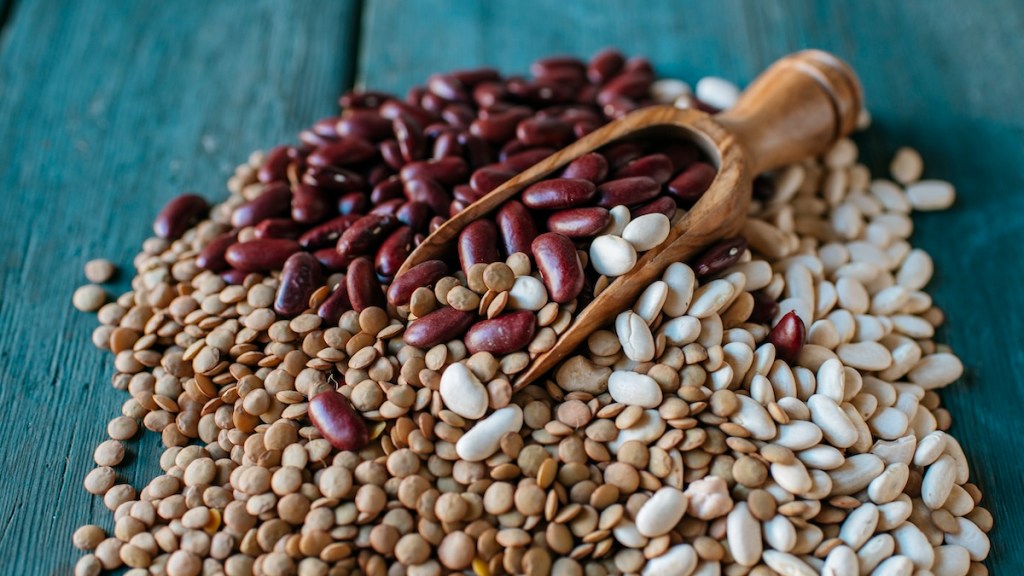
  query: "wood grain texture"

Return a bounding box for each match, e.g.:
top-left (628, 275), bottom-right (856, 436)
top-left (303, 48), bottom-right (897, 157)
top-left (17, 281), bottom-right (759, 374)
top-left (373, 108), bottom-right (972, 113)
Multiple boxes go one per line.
top-left (0, 0), bottom-right (357, 572)
top-left (360, 0), bottom-right (1024, 570)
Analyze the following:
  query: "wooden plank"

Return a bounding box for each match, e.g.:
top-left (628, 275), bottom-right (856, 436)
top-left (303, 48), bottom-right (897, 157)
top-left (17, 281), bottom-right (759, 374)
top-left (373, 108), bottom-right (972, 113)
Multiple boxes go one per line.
top-left (0, 0), bottom-right (358, 571)
top-left (359, 0), bottom-right (1022, 569)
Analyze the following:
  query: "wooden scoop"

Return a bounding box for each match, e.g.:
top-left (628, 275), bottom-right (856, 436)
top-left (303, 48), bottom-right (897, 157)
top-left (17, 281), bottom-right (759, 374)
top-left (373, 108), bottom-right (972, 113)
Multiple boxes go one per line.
top-left (397, 50), bottom-right (862, 391)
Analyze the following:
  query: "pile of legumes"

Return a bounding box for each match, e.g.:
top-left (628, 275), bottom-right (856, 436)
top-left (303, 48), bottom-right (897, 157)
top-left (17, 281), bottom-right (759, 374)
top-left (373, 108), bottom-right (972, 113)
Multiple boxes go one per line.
top-left (71, 48), bottom-right (991, 576)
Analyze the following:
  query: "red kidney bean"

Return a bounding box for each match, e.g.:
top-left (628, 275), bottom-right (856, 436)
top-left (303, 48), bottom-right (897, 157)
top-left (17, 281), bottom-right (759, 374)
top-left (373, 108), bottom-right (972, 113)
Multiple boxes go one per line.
top-left (692, 237), bottom-right (747, 278)
top-left (532, 233), bottom-right (584, 304)
top-left (587, 48), bottom-right (625, 84)
top-left (470, 107), bottom-right (532, 143)
top-left (442, 104), bottom-right (475, 128)
top-left (220, 269), bottom-right (249, 285)
top-left (153, 194), bottom-right (209, 239)
top-left (292, 184), bottom-right (332, 224)
top-left (403, 177), bottom-right (451, 216)
top-left (393, 115), bottom-right (425, 162)
top-left (521, 178), bottom-right (596, 210)
top-left (495, 200), bottom-right (538, 257)
top-left (274, 252), bottom-right (322, 317)
top-left (516, 117), bottom-right (573, 148)
top-left (299, 214), bottom-right (360, 249)
top-left (231, 182), bottom-right (291, 228)
top-left (371, 177), bottom-right (405, 204)
top-left (473, 81), bottom-right (507, 109)
top-left (403, 306), bottom-right (476, 348)
top-left (661, 141), bottom-right (700, 172)
top-left (300, 129), bottom-right (335, 148)
top-left (258, 146), bottom-right (293, 183)
top-left (395, 201), bottom-right (432, 232)
top-left (379, 98), bottom-right (437, 128)
top-left (346, 257), bottom-right (385, 312)
top-left (615, 153), bottom-right (674, 184)
top-left (470, 167), bottom-right (516, 196)
top-left (602, 141), bottom-right (645, 169)
top-left (379, 139), bottom-right (405, 170)
top-left (303, 165), bottom-right (366, 193)
top-left (337, 192), bottom-right (368, 215)
top-left (309, 389), bottom-right (369, 452)
top-left (458, 132), bottom-right (493, 169)
top-left (595, 176), bottom-right (660, 207)
top-left (387, 260), bottom-right (447, 306)
top-left (254, 218), bottom-right (304, 240)
top-left (432, 132), bottom-right (462, 159)
top-left (336, 110), bottom-right (392, 142)
top-left (500, 148), bottom-right (556, 172)
top-left (752, 175), bottom-right (774, 201)
top-left (196, 230), bottom-right (237, 271)
top-left (631, 196), bottom-right (676, 219)
top-left (313, 248), bottom-right (354, 272)
top-left (317, 280), bottom-right (350, 325)
top-left (370, 198), bottom-right (403, 217)
top-left (399, 157), bottom-right (468, 186)
top-left (307, 138), bottom-right (377, 167)
top-left (336, 214), bottom-right (399, 258)
top-left (546, 207), bottom-right (611, 238)
top-left (560, 152), bottom-right (608, 183)
top-left (375, 226), bottom-right (414, 279)
top-left (532, 56), bottom-right (585, 77)
top-left (667, 161), bottom-right (716, 205)
top-left (450, 67), bottom-right (500, 87)
top-left (597, 71), bottom-right (653, 105)
top-left (770, 311), bottom-right (806, 364)
top-left (427, 74), bottom-right (468, 102)
top-left (312, 116), bottom-right (340, 138)
top-left (340, 90), bottom-right (389, 110)
top-left (464, 311), bottom-right (537, 355)
top-left (458, 219), bottom-right (500, 271)
top-left (225, 239), bottom-right (300, 272)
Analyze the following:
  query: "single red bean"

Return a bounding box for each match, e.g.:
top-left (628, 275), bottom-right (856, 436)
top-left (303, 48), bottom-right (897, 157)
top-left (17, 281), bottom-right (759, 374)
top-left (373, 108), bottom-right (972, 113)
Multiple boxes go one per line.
top-left (602, 141), bottom-right (645, 169)
top-left (464, 311), bottom-right (537, 355)
top-left (532, 232), bottom-right (584, 304)
top-left (379, 139), bottom-right (405, 170)
top-left (154, 194), bottom-right (209, 239)
top-left (450, 67), bottom-right (500, 87)
top-left (395, 201), bottom-right (432, 232)
top-left (495, 200), bottom-right (538, 258)
top-left (303, 166), bottom-right (367, 193)
top-left (531, 56), bottom-right (585, 78)
top-left (231, 182), bottom-right (291, 228)
top-left (196, 230), bottom-right (237, 271)
top-left (560, 152), bottom-right (608, 183)
top-left (470, 167), bottom-right (516, 196)
top-left (375, 226), bottom-right (414, 279)
top-left (317, 281), bottom-right (350, 325)
top-left (667, 161), bottom-right (716, 205)
top-left (749, 290), bottom-right (779, 325)
top-left (769, 311), bottom-right (806, 364)
top-left (336, 110), bottom-right (393, 142)
top-left (399, 157), bottom-right (468, 186)
top-left (307, 138), bottom-right (377, 168)
top-left (427, 74), bottom-right (468, 102)
top-left (337, 192), bottom-right (368, 216)
top-left (220, 269), bottom-right (249, 285)
top-left (615, 153), bottom-right (674, 184)
top-left (403, 306), bottom-right (476, 348)
top-left (387, 260), bottom-right (448, 306)
top-left (258, 145), bottom-right (292, 183)
top-left (458, 219), bottom-right (500, 271)
top-left (587, 48), bottom-right (626, 84)
top-left (404, 177), bottom-right (451, 216)
top-left (500, 148), bottom-right (556, 172)
top-left (631, 196), bottom-right (677, 219)
top-left (545, 207), bottom-right (611, 238)
top-left (224, 239), bottom-right (300, 272)
top-left (371, 177), bottom-right (405, 204)
top-left (309, 389), bottom-right (369, 452)
top-left (393, 115), bottom-right (425, 162)
top-left (597, 71), bottom-right (653, 106)
top-left (292, 184), bottom-right (332, 224)
top-left (432, 132), bottom-right (463, 159)
top-left (595, 176), bottom-right (660, 208)
top-left (470, 108), bottom-right (532, 144)
top-left (379, 99), bottom-right (438, 128)
top-left (254, 218), bottom-right (304, 240)
top-left (692, 237), bottom-right (747, 278)
top-left (516, 117), bottom-right (573, 148)
top-left (346, 257), bottom-right (384, 312)
top-left (661, 141), bottom-right (700, 173)
top-left (336, 214), bottom-right (399, 258)
top-left (521, 178), bottom-right (596, 210)
top-left (498, 138), bottom-right (531, 161)
top-left (274, 252), bottom-right (322, 317)
top-left (299, 214), bottom-right (360, 250)
top-left (313, 248), bottom-right (354, 272)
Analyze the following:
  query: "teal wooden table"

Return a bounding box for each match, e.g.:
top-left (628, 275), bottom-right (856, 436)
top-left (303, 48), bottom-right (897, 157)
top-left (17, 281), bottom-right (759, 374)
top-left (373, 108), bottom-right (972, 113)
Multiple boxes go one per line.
top-left (0, 1), bottom-right (1020, 572)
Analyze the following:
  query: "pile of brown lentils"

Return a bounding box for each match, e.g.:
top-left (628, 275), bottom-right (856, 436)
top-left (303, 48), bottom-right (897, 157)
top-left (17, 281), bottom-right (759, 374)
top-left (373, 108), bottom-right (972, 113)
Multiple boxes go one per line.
top-left (72, 49), bottom-right (992, 576)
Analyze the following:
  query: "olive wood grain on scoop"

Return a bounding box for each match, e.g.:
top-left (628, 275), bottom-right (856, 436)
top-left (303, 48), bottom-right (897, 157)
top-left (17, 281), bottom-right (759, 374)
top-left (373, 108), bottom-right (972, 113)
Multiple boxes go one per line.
top-left (396, 50), bottom-right (863, 391)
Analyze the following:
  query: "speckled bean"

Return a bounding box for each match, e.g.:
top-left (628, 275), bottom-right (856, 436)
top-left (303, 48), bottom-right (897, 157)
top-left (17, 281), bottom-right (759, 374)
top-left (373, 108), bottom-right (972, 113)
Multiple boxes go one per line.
top-left (532, 233), bottom-right (584, 304)
top-left (274, 252), bottom-right (322, 317)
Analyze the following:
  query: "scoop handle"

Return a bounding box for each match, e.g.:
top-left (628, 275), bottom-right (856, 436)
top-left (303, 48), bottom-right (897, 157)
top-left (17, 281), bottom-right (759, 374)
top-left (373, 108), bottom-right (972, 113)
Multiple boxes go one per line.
top-left (716, 50), bottom-right (862, 175)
